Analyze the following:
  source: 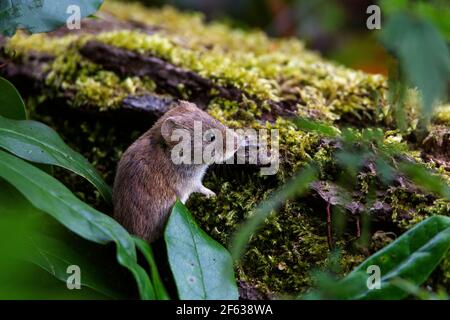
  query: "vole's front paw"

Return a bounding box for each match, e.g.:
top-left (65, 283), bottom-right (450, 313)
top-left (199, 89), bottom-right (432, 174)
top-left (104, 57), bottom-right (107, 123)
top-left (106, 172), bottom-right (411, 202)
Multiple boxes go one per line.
top-left (198, 186), bottom-right (216, 198)
top-left (204, 189), bottom-right (216, 198)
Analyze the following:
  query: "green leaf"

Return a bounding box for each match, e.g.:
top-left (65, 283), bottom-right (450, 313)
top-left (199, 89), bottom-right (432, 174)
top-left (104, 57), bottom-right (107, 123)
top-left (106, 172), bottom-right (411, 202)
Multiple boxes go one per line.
top-left (0, 183), bottom-right (130, 299)
top-left (380, 0), bottom-right (450, 40)
top-left (413, 2), bottom-right (450, 41)
top-left (0, 179), bottom-right (40, 258)
top-left (134, 237), bottom-right (170, 300)
top-left (0, 150), bottom-right (155, 300)
top-left (26, 233), bottom-right (126, 299)
top-left (340, 215), bottom-right (450, 299)
top-left (230, 165), bottom-right (318, 260)
top-left (0, 0), bottom-right (104, 36)
top-left (380, 12), bottom-right (450, 122)
top-left (379, 0), bottom-right (408, 15)
top-left (0, 180), bottom-right (121, 299)
top-left (0, 77), bottom-right (27, 120)
top-left (165, 201), bottom-right (238, 300)
top-left (0, 116), bottom-right (112, 203)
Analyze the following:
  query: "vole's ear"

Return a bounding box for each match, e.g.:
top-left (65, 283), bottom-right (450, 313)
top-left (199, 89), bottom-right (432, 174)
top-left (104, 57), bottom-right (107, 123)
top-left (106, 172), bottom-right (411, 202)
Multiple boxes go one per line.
top-left (161, 117), bottom-right (177, 142)
top-left (178, 100), bottom-right (198, 110)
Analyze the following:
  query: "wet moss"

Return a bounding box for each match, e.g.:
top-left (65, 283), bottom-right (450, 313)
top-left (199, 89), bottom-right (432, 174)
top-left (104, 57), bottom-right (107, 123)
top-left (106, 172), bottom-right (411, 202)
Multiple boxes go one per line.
top-left (433, 105), bottom-right (450, 124)
top-left (45, 47), bottom-right (157, 111)
top-left (6, 32), bottom-right (78, 55)
top-left (7, 2), bottom-right (446, 127)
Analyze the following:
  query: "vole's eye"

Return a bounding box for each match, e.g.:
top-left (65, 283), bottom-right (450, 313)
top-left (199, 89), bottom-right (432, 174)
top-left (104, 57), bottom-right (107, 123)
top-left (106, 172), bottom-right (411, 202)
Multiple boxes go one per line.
top-left (206, 132), bottom-right (215, 142)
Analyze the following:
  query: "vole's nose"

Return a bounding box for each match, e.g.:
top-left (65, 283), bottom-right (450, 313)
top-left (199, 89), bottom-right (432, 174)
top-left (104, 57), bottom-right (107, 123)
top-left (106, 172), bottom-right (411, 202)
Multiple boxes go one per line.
top-left (240, 136), bottom-right (248, 148)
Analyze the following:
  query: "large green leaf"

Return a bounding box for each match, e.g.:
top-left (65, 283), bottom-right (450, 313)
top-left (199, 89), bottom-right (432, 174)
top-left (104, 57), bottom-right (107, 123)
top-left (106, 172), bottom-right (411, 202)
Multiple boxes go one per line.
top-left (0, 180), bottom-right (124, 299)
top-left (0, 150), bottom-right (155, 299)
top-left (0, 116), bottom-right (111, 202)
top-left (134, 237), bottom-right (170, 300)
top-left (0, 77), bottom-right (27, 120)
top-left (0, 0), bottom-right (104, 36)
top-left (164, 201), bottom-right (238, 300)
top-left (340, 215), bottom-right (450, 299)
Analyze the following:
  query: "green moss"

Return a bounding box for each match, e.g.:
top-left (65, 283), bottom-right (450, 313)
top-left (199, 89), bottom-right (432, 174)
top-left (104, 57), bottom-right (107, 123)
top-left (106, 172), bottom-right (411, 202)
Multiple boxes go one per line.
top-left (96, 30), bottom-right (280, 100)
top-left (7, 2), bottom-right (447, 127)
top-left (433, 105), bottom-right (450, 124)
top-left (93, 28), bottom-right (391, 124)
top-left (5, 2), bottom-right (388, 123)
top-left (45, 47), bottom-right (157, 111)
top-left (6, 32), bottom-right (78, 56)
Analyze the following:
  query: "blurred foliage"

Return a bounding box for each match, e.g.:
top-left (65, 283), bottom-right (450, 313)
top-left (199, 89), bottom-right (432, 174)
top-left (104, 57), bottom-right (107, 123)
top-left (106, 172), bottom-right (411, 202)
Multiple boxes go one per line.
top-left (0, 77), bottom-right (26, 120)
top-left (303, 215), bottom-right (450, 300)
top-left (322, 195), bottom-right (447, 299)
top-left (380, 0), bottom-right (450, 40)
top-left (0, 173), bottom-right (123, 299)
top-left (379, 2), bottom-right (450, 132)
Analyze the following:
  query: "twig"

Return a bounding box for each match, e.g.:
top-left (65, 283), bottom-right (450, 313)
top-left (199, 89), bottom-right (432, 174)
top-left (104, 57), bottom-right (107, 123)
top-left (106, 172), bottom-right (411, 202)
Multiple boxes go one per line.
top-left (356, 216), bottom-right (361, 238)
top-left (326, 202), bottom-right (333, 250)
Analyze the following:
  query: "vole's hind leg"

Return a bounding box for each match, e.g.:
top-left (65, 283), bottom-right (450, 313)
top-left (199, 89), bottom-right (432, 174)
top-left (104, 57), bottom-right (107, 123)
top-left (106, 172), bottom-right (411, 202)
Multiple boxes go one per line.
top-left (197, 185), bottom-right (216, 198)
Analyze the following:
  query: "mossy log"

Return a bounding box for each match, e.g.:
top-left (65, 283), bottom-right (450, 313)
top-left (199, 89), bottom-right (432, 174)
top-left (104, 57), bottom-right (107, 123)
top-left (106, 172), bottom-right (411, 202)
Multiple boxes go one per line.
top-left (1, 1), bottom-right (449, 297)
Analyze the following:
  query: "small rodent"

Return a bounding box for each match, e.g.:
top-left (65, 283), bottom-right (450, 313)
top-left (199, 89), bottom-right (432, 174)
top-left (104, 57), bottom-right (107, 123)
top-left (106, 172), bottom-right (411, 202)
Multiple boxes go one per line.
top-left (113, 100), bottom-right (241, 242)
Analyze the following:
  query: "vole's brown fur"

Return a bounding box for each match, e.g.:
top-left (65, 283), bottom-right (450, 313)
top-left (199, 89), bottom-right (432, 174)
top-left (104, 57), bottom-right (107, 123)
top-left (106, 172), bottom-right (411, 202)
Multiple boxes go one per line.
top-left (113, 101), bottom-right (241, 242)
